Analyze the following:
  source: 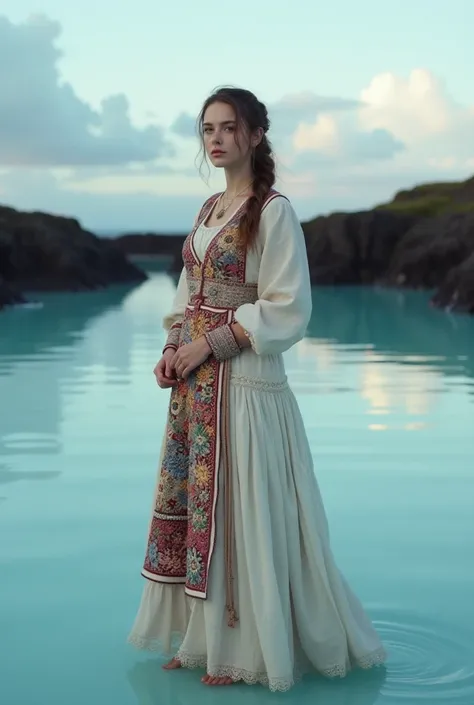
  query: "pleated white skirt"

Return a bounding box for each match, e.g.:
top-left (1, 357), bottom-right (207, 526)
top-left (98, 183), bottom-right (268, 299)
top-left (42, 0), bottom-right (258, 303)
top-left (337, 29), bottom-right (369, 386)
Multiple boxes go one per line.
top-left (128, 350), bottom-right (386, 691)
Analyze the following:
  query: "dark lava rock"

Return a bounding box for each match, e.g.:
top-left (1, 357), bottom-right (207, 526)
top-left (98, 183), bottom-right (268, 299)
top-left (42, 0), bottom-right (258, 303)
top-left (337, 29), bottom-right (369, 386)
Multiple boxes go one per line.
top-left (110, 233), bottom-right (186, 258)
top-left (0, 278), bottom-right (27, 310)
top-left (0, 205), bottom-right (147, 298)
top-left (385, 213), bottom-right (474, 289)
top-left (302, 210), bottom-right (416, 284)
top-left (431, 251), bottom-right (474, 314)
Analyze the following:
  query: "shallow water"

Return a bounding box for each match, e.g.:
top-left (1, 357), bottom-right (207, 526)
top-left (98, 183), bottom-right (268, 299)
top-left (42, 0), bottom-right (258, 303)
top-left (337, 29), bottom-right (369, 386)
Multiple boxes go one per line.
top-left (1, 270), bottom-right (473, 705)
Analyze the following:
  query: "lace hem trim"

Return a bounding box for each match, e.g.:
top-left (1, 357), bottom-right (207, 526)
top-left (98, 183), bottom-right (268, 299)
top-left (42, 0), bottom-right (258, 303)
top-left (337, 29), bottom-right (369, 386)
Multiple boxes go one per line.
top-left (175, 645), bottom-right (387, 692)
top-left (230, 374), bottom-right (289, 393)
top-left (324, 646), bottom-right (387, 677)
top-left (127, 631), bottom-right (184, 655)
top-left (356, 646), bottom-right (387, 671)
top-left (176, 650), bottom-right (299, 692)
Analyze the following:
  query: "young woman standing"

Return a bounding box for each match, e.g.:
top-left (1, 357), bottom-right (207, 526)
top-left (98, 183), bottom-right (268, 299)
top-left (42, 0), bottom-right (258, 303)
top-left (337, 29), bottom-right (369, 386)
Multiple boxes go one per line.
top-left (128, 86), bottom-right (386, 691)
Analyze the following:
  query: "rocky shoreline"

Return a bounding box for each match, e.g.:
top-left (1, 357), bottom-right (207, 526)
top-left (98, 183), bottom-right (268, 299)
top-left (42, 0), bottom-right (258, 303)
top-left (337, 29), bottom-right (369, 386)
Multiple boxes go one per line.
top-left (1, 176), bottom-right (473, 314)
top-left (302, 209), bottom-right (474, 313)
top-left (110, 232), bottom-right (186, 274)
top-left (0, 205), bottom-right (147, 310)
top-left (108, 177), bottom-right (474, 314)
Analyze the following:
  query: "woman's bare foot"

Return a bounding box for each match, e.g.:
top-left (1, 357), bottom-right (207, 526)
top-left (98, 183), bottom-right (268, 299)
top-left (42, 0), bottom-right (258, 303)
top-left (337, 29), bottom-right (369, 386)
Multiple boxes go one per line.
top-left (201, 674), bottom-right (235, 686)
top-left (162, 657), bottom-right (182, 670)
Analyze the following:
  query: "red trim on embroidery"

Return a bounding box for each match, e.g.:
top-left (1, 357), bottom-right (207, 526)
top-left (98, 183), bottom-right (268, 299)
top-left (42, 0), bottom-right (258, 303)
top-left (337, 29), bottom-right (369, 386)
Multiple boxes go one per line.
top-left (143, 202), bottom-right (257, 598)
top-left (261, 189), bottom-right (288, 213)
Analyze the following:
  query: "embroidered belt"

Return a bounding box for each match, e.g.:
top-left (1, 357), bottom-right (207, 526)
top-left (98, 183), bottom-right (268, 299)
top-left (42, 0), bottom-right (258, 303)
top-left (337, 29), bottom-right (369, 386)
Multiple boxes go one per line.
top-left (187, 277), bottom-right (258, 310)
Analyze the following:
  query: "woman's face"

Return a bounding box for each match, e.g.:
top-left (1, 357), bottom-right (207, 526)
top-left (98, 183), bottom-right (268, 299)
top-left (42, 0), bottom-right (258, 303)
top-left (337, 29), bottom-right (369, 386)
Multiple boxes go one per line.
top-left (203, 101), bottom-right (252, 169)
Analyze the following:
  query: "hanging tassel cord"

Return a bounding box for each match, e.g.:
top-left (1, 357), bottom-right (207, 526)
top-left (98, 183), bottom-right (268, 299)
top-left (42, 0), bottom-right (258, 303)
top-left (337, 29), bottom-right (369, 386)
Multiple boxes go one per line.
top-left (221, 360), bottom-right (238, 628)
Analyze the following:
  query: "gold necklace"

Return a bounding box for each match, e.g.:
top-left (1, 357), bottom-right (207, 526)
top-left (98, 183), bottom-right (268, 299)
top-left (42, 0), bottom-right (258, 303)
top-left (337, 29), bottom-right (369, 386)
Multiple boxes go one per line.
top-left (215, 181), bottom-right (253, 219)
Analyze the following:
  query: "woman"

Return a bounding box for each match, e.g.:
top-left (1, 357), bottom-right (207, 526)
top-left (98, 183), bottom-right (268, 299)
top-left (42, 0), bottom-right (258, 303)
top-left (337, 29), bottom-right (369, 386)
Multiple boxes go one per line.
top-left (128, 86), bottom-right (386, 691)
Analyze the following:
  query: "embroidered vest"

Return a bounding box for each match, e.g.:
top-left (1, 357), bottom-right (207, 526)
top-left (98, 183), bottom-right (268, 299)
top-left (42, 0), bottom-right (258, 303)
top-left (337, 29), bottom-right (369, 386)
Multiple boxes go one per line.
top-left (141, 190), bottom-right (282, 624)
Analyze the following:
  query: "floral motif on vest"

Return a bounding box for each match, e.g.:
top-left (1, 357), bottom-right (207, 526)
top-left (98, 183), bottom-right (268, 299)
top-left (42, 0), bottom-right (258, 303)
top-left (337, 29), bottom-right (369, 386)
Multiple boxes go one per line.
top-left (141, 190), bottom-right (279, 598)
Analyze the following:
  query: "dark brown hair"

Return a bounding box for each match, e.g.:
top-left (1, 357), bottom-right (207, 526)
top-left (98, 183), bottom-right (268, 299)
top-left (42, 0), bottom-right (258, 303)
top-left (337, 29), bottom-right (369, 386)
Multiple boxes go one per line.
top-left (197, 86), bottom-right (276, 249)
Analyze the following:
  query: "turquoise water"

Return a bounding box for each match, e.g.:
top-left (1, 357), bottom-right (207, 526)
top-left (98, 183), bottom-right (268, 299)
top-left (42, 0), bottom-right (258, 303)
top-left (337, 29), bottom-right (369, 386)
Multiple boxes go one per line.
top-left (1, 268), bottom-right (474, 705)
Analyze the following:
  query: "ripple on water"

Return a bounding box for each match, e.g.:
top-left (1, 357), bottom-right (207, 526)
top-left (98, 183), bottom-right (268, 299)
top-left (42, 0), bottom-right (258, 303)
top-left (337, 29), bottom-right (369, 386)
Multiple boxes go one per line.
top-left (376, 608), bottom-right (474, 701)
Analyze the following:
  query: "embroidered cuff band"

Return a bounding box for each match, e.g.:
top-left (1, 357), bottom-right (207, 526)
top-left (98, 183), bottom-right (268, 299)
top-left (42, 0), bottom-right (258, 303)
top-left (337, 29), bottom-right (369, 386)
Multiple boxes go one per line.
top-left (205, 324), bottom-right (241, 362)
top-left (162, 324), bottom-right (181, 354)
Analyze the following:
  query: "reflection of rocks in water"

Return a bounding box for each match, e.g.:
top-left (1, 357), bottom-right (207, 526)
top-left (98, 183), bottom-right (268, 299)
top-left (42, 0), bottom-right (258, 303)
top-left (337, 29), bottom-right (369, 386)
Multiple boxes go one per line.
top-left (0, 284), bottom-right (140, 455)
top-left (433, 251), bottom-right (474, 314)
top-left (0, 283), bottom-right (139, 360)
top-left (126, 659), bottom-right (386, 705)
top-left (0, 431), bottom-right (61, 458)
top-left (0, 463), bottom-right (60, 486)
top-left (0, 204), bottom-right (147, 311)
top-left (128, 255), bottom-right (176, 274)
top-left (0, 278), bottom-right (26, 310)
top-left (306, 286), bottom-right (474, 381)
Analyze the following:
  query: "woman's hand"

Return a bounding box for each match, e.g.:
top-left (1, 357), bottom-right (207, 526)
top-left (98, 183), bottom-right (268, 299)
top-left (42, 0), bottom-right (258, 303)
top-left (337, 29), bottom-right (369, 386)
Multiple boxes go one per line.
top-left (172, 337), bottom-right (212, 380)
top-left (153, 348), bottom-right (178, 389)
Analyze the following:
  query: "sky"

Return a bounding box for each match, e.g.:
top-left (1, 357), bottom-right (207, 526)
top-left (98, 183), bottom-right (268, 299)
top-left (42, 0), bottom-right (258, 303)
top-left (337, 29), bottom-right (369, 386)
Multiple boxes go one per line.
top-left (0, 1), bottom-right (473, 232)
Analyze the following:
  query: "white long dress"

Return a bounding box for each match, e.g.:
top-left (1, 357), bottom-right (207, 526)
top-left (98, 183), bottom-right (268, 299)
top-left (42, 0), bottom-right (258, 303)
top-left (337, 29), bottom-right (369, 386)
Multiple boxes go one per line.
top-left (128, 195), bottom-right (386, 691)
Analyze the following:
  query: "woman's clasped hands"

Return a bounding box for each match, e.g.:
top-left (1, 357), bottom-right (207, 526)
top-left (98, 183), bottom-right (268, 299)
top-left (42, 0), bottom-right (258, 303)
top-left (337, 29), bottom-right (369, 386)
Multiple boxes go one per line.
top-left (153, 337), bottom-right (212, 388)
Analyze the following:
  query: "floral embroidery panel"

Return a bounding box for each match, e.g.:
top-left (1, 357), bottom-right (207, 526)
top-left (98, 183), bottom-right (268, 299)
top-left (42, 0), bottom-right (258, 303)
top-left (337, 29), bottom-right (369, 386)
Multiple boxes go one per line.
top-left (142, 192), bottom-right (279, 596)
top-left (143, 307), bottom-right (229, 596)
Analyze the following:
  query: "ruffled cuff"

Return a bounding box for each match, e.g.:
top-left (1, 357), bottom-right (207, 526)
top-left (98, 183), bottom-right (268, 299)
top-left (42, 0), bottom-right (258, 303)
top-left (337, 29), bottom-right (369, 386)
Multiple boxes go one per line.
top-left (234, 305), bottom-right (258, 352)
top-left (205, 324), bottom-right (241, 361)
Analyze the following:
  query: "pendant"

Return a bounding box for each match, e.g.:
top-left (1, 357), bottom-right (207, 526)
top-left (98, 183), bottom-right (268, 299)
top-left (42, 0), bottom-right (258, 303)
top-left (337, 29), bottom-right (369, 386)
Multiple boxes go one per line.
top-left (216, 208), bottom-right (225, 219)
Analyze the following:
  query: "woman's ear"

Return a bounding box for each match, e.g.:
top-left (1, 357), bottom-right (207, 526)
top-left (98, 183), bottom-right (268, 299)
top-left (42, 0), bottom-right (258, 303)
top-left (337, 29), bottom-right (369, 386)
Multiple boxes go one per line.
top-left (251, 127), bottom-right (264, 148)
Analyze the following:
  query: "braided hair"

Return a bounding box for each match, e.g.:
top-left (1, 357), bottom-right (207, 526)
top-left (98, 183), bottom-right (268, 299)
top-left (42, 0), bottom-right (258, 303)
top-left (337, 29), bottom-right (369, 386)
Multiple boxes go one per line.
top-left (197, 87), bottom-right (276, 249)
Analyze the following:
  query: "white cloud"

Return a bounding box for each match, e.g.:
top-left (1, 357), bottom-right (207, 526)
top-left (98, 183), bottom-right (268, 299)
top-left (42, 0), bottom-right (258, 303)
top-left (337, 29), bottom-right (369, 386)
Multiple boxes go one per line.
top-left (282, 68), bottom-right (474, 206)
top-left (293, 115), bottom-right (340, 155)
top-left (359, 69), bottom-right (451, 142)
top-left (358, 68), bottom-right (474, 168)
top-left (1, 15), bottom-right (473, 231)
top-left (290, 113), bottom-right (404, 168)
top-left (0, 15), bottom-right (173, 167)
top-left (269, 92), bottom-right (361, 139)
top-left (169, 92), bottom-right (361, 143)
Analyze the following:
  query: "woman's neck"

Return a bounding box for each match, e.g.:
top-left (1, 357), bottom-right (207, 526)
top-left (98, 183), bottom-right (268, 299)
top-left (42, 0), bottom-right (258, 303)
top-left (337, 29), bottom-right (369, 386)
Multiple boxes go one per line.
top-left (224, 164), bottom-right (254, 198)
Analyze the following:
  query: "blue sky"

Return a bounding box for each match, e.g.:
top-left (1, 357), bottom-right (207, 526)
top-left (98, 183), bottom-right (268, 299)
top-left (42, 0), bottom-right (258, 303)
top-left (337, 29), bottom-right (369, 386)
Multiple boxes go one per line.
top-left (0, 1), bottom-right (473, 231)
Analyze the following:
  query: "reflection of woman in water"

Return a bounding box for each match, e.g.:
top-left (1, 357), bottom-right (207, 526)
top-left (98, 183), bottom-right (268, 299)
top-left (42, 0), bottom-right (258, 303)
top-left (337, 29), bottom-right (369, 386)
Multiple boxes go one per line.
top-left (128, 86), bottom-right (386, 690)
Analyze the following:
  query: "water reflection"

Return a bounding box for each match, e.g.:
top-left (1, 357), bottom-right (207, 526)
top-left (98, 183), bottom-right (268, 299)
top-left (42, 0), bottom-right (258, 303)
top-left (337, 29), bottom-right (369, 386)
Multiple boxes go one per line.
top-left (1, 274), bottom-right (473, 705)
top-left (0, 462), bottom-right (61, 486)
top-left (2, 281), bottom-right (472, 458)
top-left (0, 283), bottom-right (143, 459)
top-left (0, 284), bottom-right (139, 362)
top-left (127, 659), bottom-right (387, 705)
top-left (291, 286), bottom-right (474, 434)
top-left (305, 286), bottom-right (474, 381)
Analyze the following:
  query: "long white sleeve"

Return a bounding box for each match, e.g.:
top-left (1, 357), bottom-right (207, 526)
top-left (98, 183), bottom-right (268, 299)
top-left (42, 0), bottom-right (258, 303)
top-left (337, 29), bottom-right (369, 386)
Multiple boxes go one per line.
top-left (234, 196), bottom-right (312, 356)
top-left (163, 266), bottom-right (188, 331)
